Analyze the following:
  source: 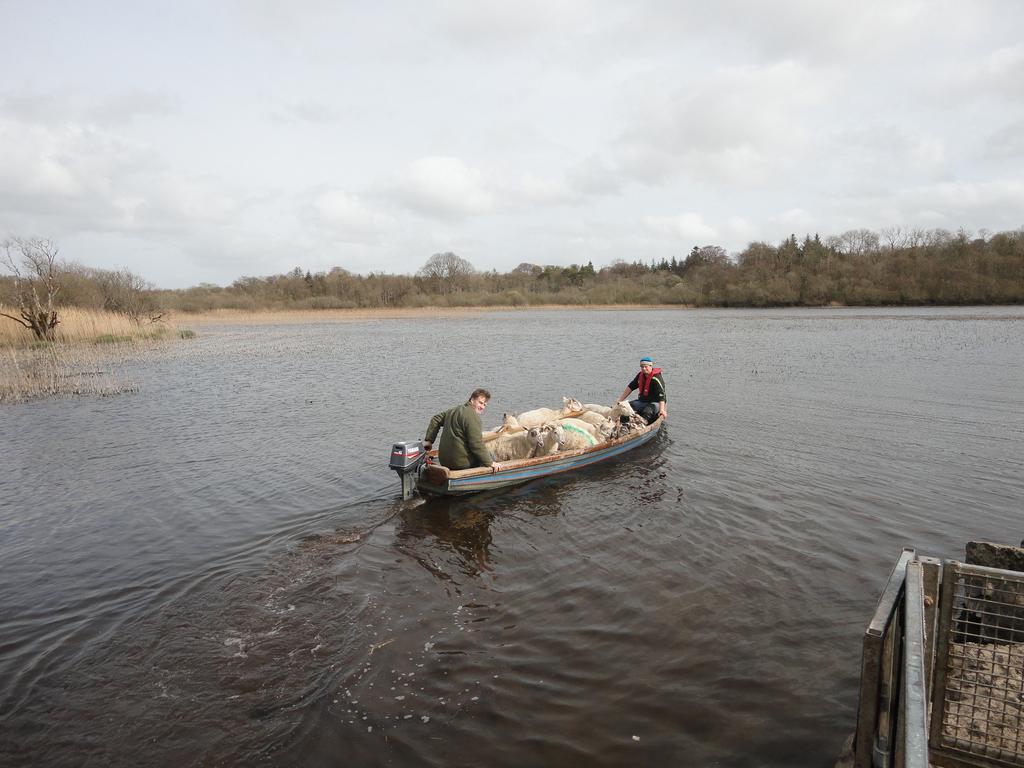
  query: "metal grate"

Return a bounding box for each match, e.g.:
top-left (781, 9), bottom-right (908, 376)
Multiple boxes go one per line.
top-left (933, 563), bottom-right (1024, 767)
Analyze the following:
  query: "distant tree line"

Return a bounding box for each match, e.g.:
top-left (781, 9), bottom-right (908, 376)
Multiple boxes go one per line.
top-left (152, 228), bottom-right (1023, 312)
top-left (3, 228), bottom-right (1023, 338)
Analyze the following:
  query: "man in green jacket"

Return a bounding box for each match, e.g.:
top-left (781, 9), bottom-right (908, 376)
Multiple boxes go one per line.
top-left (424, 388), bottom-right (501, 472)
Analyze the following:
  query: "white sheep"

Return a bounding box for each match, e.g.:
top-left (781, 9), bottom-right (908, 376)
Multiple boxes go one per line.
top-left (608, 400), bottom-right (637, 422)
top-left (564, 398), bottom-right (612, 418)
top-left (488, 423), bottom-right (560, 461)
top-left (529, 424), bottom-right (562, 456)
top-left (561, 416), bottom-right (615, 439)
top-left (608, 400), bottom-right (647, 438)
top-left (595, 418), bottom-right (616, 440)
top-left (573, 410), bottom-right (613, 429)
top-left (488, 430), bottom-right (536, 461)
top-left (554, 418), bottom-right (604, 450)
top-left (496, 412), bottom-right (526, 434)
top-left (481, 427), bottom-right (504, 443)
top-left (514, 398), bottom-right (584, 429)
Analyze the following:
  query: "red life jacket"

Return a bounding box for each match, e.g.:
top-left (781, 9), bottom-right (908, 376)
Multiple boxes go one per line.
top-left (637, 367), bottom-right (662, 398)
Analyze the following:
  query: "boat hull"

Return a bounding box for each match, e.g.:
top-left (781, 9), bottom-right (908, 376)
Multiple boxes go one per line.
top-left (415, 418), bottom-right (664, 497)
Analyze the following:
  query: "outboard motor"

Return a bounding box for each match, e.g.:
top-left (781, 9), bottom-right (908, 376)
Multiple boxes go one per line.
top-left (389, 440), bottom-right (426, 500)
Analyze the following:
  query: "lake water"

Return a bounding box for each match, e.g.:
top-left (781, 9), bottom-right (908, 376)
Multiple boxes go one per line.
top-left (1, 306), bottom-right (1022, 767)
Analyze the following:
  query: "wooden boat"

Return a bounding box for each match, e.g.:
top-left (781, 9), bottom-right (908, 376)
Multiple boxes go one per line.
top-left (410, 415), bottom-right (665, 497)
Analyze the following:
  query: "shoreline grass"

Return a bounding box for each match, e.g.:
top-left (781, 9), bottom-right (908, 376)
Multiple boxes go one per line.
top-left (0, 307), bottom-right (183, 403)
top-left (170, 301), bottom-right (1024, 327)
top-left (0, 306), bottom-right (180, 348)
top-left (169, 304), bottom-right (707, 326)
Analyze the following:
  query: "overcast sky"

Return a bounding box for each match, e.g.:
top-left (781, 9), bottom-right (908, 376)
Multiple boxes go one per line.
top-left (2, 1), bottom-right (1022, 288)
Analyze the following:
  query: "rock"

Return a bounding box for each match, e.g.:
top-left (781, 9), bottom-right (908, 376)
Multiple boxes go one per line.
top-left (965, 541), bottom-right (1024, 572)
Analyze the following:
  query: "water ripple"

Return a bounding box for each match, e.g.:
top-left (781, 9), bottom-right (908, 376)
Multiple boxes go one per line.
top-left (1, 306), bottom-right (1022, 767)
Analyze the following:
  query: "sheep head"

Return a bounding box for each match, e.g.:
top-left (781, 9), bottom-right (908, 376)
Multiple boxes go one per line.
top-left (609, 400), bottom-right (636, 422)
top-left (527, 423), bottom-right (563, 456)
top-left (501, 413), bottom-right (524, 432)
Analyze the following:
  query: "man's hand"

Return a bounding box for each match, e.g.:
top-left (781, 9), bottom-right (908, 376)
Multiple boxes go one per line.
top-left (491, 461), bottom-right (501, 473)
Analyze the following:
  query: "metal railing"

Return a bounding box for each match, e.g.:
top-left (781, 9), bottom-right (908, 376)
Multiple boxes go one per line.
top-left (854, 548), bottom-right (917, 768)
top-left (902, 560), bottom-right (930, 768)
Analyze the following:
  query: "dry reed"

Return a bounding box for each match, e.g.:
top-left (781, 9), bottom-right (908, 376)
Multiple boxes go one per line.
top-left (0, 305), bottom-right (178, 348)
top-left (0, 344), bottom-right (139, 403)
top-left (0, 306), bottom-right (182, 403)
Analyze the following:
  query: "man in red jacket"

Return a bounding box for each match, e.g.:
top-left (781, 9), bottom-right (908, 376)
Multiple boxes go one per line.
top-left (618, 356), bottom-right (667, 425)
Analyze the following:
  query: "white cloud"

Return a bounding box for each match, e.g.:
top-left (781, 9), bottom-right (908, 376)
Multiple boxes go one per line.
top-left (0, 118), bottom-right (154, 226)
top-left (818, 126), bottom-right (952, 198)
top-left (565, 155), bottom-right (625, 196)
top-left (775, 208), bottom-right (815, 231)
top-left (272, 100), bottom-right (343, 125)
top-left (984, 119), bottom-right (1024, 160)
top-left (609, 0), bottom-right (930, 66)
top-left (725, 216), bottom-right (755, 241)
top-left (305, 190), bottom-right (395, 242)
top-left (2, 1), bottom-right (1022, 286)
top-left (88, 90), bottom-right (180, 125)
top-left (436, 0), bottom-right (591, 51)
top-left (393, 156), bottom-right (495, 219)
top-left (985, 43), bottom-right (1024, 79)
top-left (910, 136), bottom-right (948, 173)
top-left (0, 108), bottom-right (261, 287)
top-left (975, 43), bottom-right (1024, 102)
top-left (0, 121), bottom-right (81, 200)
top-left (897, 180), bottom-right (1024, 213)
top-left (643, 212), bottom-right (717, 241)
top-left (130, 176), bottom-right (241, 231)
top-left (946, 42), bottom-right (1024, 104)
top-left (610, 61), bottom-right (829, 186)
top-left (812, 180), bottom-right (1024, 239)
top-left (513, 173), bottom-right (578, 206)
top-left (1, 88), bottom-right (179, 128)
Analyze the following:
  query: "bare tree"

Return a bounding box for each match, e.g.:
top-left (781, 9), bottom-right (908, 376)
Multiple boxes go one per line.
top-left (94, 267), bottom-right (163, 322)
top-left (0, 237), bottom-right (62, 341)
top-left (881, 226), bottom-right (909, 251)
top-left (416, 252), bottom-right (475, 294)
top-left (681, 245), bottom-right (730, 273)
top-left (829, 228), bottom-right (881, 256)
top-left (512, 262), bottom-right (543, 276)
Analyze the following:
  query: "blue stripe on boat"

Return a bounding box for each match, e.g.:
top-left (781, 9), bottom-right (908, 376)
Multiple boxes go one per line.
top-left (446, 427), bottom-right (659, 489)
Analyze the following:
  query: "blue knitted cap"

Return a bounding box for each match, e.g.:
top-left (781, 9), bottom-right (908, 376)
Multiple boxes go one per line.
top-left (639, 356), bottom-right (653, 364)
